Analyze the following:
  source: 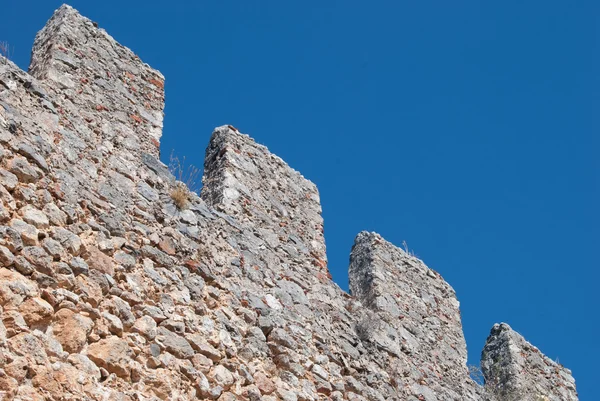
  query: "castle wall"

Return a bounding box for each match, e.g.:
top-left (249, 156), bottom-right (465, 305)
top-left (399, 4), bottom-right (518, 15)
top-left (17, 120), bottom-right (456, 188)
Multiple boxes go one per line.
top-left (0, 5), bottom-right (577, 401)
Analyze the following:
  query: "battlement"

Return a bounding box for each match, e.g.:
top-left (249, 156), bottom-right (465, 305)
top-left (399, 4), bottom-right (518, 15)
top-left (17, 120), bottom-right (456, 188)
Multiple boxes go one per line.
top-left (482, 323), bottom-right (578, 401)
top-left (349, 231), bottom-right (477, 399)
top-left (202, 125), bottom-right (327, 265)
top-left (29, 4), bottom-right (165, 158)
top-left (0, 5), bottom-right (577, 400)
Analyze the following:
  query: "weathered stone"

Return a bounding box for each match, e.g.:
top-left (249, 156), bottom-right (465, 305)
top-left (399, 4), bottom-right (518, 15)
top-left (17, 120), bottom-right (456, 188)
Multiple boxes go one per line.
top-left (156, 327), bottom-right (195, 359)
top-left (2, 310), bottom-right (29, 337)
top-left (191, 353), bottom-right (214, 374)
top-left (18, 297), bottom-right (54, 328)
top-left (21, 206), bottom-right (49, 229)
top-left (0, 226), bottom-right (23, 252)
top-left (43, 203), bottom-right (67, 226)
top-left (209, 365), bottom-right (235, 391)
top-left (201, 125), bottom-right (326, 266)
top-left (142, 305), bottom-right (167, 322)
top-left (7, 332), bottom-right (47, 364)
top-left (187, 334), bottom-right (222, 362)
top-left (0, 203), bottom-right (9, 223)
top-left (114, 250), bottom-right (135, 269)
top-left (42, 238), bottom-right (65, 259)
top-left (132, 315), bottom-right (157, 340)
top-left (5, 357), bottom-right (30, 383)
top-left (141, 245), bottom-right (174, 267)
top-left (481, 323), bottom-right (578, 401)
top-left (67, 353), bottom-right (101, 380)
top-left (84, 246), bottom-right (114, 275)
top-left (349, 231), bottom-right (478, 399)
top-left (0, 169), bottom-right (18, 190)
top-left (102, 312), bottom-right (123, 336)
top-left (69, 257), bottom-right (89, 275)
top-left (8, 157), bottom-right (39, 183)
top-left (158, 237), bottom-right (177, 255)
top-left (254, 371), bottom-right (276, 395)
top-left (33, 273), bottom-right (58, 292)
top-left (10, 219), bottom-right (38, 246)
top-left (52, 228), bottom-right (82, 256)
top-left (13, 255), bottom-right (35, 275)
top-left (0, 244), bottom-right (15, 266)
top-left (76, 274), bottom-right (103, 307)
top-left (87, 336), bottom-right (133, 378)
top-left (52, 308), bottom-right (94, 353)
top-left (21, 246), bottom-right (53, 274)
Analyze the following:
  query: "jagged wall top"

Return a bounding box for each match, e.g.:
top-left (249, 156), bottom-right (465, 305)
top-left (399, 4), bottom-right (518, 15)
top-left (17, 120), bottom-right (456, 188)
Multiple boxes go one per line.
top-left (481, 323), bottom-right (578, 401)
top-left (202, 126), bottom-right (328, 266)
top-left (29, 4), bottom-right (165, 158)
top-left (0, 4), bottom-right (579, 400)
top-left (349, 231), bottom-right (478, 400)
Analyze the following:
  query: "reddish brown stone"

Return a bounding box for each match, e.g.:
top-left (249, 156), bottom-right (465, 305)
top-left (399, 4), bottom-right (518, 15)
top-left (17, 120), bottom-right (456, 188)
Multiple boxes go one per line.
top-left (19, 297), bottom-right (54, 328)
top-left (148, 78), bottom-right (164, 89)
top-left (52, 308), bottom-right (93, 353)
top-left (84, 246), bottom-right (114, 275)
top-left (87, 336), bottom-right (133, 378)
top-left (158, 238), bottom-right (177, 255)
top-left (253, 372), bottom-right (276, 395)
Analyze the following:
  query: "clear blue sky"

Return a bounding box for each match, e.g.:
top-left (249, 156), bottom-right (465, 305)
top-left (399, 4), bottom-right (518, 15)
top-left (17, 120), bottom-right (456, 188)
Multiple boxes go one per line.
top-left (3, 1), bottom-right (597, 398)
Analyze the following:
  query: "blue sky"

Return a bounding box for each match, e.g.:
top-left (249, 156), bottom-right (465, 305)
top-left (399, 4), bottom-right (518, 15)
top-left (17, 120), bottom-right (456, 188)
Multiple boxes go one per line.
top-left (3, 1), bottom-right (597, 398)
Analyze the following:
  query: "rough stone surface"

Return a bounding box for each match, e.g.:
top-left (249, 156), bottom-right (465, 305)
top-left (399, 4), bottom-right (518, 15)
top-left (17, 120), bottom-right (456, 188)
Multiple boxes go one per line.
top-left (87, 336), bottom-right (133, 378)
top-left (481, 323), bottom-right (578, 401)
top-left (349, 231), bottom-right (479, 400)
top-left (202, 125), bottom-right (327, 268)
top-left (52, 308), bottom-right (94, 353)
top-left (0, 4), bottom-right (577, 401)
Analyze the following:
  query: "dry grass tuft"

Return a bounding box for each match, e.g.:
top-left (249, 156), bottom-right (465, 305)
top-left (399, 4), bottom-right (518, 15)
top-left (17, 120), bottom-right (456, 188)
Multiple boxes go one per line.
top-left (0, 41), bottom-right (12, 63)
top-left (170, 182), bottom-right (191, 209)
top-left (168, 151), bottom-right (201, 210)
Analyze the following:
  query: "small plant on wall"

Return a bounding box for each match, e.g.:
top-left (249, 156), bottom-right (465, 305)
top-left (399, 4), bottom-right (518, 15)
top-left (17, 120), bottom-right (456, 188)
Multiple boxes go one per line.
top-left (168, 151), bottom-right (201, 210)
top-left (0, 41), bottom-right (13, 63)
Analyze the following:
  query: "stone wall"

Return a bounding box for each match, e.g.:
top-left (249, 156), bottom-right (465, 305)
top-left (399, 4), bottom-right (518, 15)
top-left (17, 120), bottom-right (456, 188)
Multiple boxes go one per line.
top-left (29, 4), bottom-right (165, 160)
top-left (349, 232), bottom-right (479, 400)
top-left (481, 323), bottom-right (578, 401)
top-left (202, 126), bottom-right (327, 267)
top-left (0, 4), bottom-right (578, 401)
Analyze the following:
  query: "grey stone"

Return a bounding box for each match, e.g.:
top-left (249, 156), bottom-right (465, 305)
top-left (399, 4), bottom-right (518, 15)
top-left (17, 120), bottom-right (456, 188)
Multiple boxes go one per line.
top-left (17, 143), bottom-right (48, 171)
top-left (113, 250), bottom-right (136, 269)
top-left (8, 157), bottom-right (39, 183)
top-left (481, 323), bottom-right (578, 401)
top-left (41, 238), bottom-right (65, 259)
top-left (0, 226), bottom-right (23, 252)
top-left (10, 219), bottom-right (38, 246)
top-left (69, 257), bottom-right (89, 276)
top-left (21, 206), bottom-right (49, 229)
top-left (156, 327), bottom-right (194, 359)
top-left (137, 181), bottom-right (159, 202)
top-left (142, 153), bottom-right (174, 183)
top-left (21, 246), bottom-right (53, 274)
top-left (52, 228), bottom-right (82, 256)
top-left (43, 204), bottom-right (68, 226)
top-left (0, 169), bottom-right (18, 190)
top-left (14, 255), bottom-right (35, 275)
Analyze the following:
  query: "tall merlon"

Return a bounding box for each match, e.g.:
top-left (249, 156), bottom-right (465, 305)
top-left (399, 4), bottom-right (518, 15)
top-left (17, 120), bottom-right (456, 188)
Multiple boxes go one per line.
top-left (29, 4), bottom-right (165, 158)
top-left (481, 323), bottom-right (578, 400)
top-left (201, 125), bottom-right (327, 265)
top-left (349, 231), bottom-right (479, 400)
